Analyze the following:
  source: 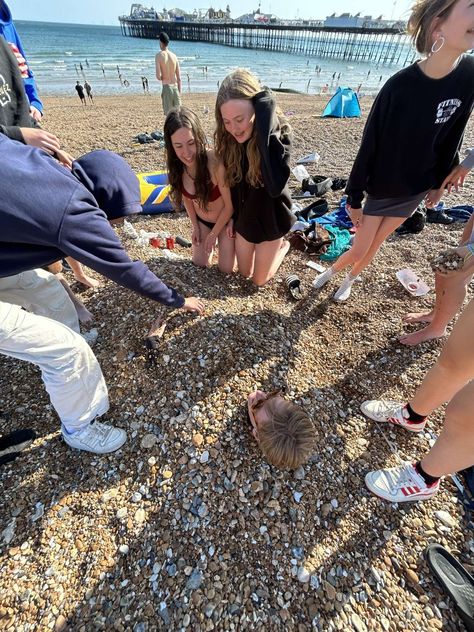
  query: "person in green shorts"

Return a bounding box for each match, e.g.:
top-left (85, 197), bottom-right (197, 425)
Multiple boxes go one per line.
top-left (155, 31), bottom-right (181, 115)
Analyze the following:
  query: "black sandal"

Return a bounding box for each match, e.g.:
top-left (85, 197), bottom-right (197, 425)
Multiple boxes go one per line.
top-left (286, 274), bottom-right (303, 300)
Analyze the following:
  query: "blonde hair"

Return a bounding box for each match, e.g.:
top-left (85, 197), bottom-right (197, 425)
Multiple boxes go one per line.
top-left (407, 0), bottom-right (459, 55)
top-left (257, 400), bottom-right (316, 469)
top-left (214, 68), bottom-right (290, 188)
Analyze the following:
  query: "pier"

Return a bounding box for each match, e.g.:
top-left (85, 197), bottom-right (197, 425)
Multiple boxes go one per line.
top-left (118, 19), bottom-right (415, 66)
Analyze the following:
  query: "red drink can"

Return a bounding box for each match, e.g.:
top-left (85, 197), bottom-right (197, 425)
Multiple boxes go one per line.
top-left (149, 237), bottom-right (161, 248)
top-left (166, 237), bottom-right (175, 250)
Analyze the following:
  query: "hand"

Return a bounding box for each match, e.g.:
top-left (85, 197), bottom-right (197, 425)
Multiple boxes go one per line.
top-left (226, 219), bottom-right (235, 239)
top-left (54, 148), bottom-right (74, 169)
top-left (346, 204), bottom-right (362, 227)
top-left (425, 188), bottom-right (444, 208)
top-left (29, 105), bottom-right (43, 122)
top-left (441, 164), bottom-right (470, 193)
top-left (204, 231), bottom-right (217, 255)
top-left (20, 127), bottom-right (61, 154)
top-left (182, 296), bottom-right (205, 314)
top-left (191, 226), bottom-right (201, 246)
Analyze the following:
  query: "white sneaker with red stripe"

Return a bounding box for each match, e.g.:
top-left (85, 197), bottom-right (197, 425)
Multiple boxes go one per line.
top-left (365, 462), bottom-right (440, 503)
top-left (360, 400), bottom-right (426, 433)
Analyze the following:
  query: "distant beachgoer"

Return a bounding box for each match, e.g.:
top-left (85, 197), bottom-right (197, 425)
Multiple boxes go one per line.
top-left (332, 71), bottom-right (336, 80)
top-left (337, 72), bottom-right (341, 79)
top-left (215, 69), bottom-right (293, 286)
top-left (155, 31), bottom-right (181, 115)
top-left (141, 76), bottom-right (147, 93)
top-left (84, 80), bottom-right (93, 103)
top-left (85, 58), bottom-right (89, 68)
top-left (321, 83), bottom-right (328, 94)
top-left (0, 0), bottom-right (44, 121)
top-left (79, 62), bottom-right (83, 71)
top-left (118, 72), bottom-right (123, 86)
top-left (367, 69), bottom-right (371, 78)
top-left (247, 389), bottom-right (316, 469)
top-left (75, 63), bottom-right (79, 76)
top-left (379, 75), bottom-right (383, 82)
top-left (306, 60), bottom-right (309, 66)
top-left (164, 107), bottom-right (235, 273)
top-left (313, 0), bottom-right (474, 303)
top-left (144, 77), bottom-right (149, 92)
top-left (101, 63), bottom-right (105, 76)
top-left (75, 81), bottom-right (86, 106)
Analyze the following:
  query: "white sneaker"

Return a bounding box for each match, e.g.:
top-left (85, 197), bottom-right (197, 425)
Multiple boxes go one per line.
top-left (62, 420), bottom-right (126, 454)
top-left (360, 399), bottom-right (426, 432)
top-left (365, 462), bottom-right (440, 502)
top-left (333, 274), bottom-right (357, 302)
top-left (312, 268), bottom-right (334, 289)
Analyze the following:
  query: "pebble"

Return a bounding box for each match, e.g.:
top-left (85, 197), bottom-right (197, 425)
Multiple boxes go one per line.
top-left (141, 433), bottom-right (158, 449)
top-left (131, 492), bottom-right (142, 503)
top-left (351, 613), bottom-right (367, 632)
top-left (134, 509), bottom-right (147, 524)
top-left (163, 470), bottom-right (173, 479)
top-left (297, 567), bottom-right (310, 583)
top-left (200, 450), bottom-right (210, 464)
top-left (293, 492), bottom-right (303, 504)
top-left (405, 569), bottom-right (420, 585)
top-left (119, 545), bottom-right (129, 555)
top-left (186, 569), bottom-right (204, 591)
top-left (116, 508), bottom-right (128, 519)
top-left (435, 510), bottom-right (456, 528)
top-left (193, 433), bottom-right (204, 447)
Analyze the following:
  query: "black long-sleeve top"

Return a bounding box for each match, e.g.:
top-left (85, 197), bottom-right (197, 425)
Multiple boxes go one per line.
top-left (231, 90), bottom-right (295, 243)
top-left (345, 55), bottom-right (474, 208)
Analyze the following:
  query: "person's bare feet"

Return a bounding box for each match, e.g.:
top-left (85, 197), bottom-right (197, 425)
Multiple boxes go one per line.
top-left (403, 310), bottom-right (434, 324)
top-left (399, 324), bottom-right (447, 346)
top-left (76, 305), bottom-right (94, 324)
top-left (74, 273), bottom-right (101, 290)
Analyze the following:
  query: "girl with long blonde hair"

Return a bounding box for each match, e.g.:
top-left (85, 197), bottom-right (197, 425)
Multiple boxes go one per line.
top-left (215, 69), bottom-right (294, 286)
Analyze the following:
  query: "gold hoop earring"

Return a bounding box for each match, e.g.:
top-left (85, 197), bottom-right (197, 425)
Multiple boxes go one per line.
top-left (430, 36), bottom-right (445, 54)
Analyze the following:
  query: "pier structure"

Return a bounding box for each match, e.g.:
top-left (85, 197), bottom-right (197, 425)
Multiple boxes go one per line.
top-left (118, 19), bottom-right (415, 66)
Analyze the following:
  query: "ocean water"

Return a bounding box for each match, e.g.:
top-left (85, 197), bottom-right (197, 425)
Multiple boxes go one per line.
top-left (15, 20), bottom-right (412, 97)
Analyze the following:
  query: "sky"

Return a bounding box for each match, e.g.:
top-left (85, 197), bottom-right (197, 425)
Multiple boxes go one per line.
top-left (11, 0), bottom-right (414, 26)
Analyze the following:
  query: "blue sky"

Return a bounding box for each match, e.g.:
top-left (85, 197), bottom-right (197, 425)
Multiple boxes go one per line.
top-left (11, 0), bottom-right (414, 25)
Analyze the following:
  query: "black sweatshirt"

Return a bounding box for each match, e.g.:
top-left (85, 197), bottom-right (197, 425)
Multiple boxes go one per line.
top-left (231, 90), bottom-right (295, 243)
top-left (0, 36), bottom-right (36, 141)
top-left (345, 55), bottom-right (474, 208)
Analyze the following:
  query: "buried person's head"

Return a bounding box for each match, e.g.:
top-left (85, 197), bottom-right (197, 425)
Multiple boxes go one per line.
top-left (71, 150), bottom-right (141, 224)
top-left (247, 390), bottom-right (316, 469)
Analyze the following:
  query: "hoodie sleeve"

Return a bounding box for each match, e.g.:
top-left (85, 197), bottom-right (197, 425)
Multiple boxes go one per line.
top-left (345, 88), bottom-right (390, 208)
top-left (253, 90), bottom-right (291, 198)
top-left (59, 184), bottom-right (185, 308)
top-left (433, 102), bottom-right (474, 188)
top-left (3, 25), bottom-right (43, 113)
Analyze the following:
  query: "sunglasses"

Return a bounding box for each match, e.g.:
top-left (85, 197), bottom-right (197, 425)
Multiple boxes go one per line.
top-left (250, 390), bottom-right (283, 412)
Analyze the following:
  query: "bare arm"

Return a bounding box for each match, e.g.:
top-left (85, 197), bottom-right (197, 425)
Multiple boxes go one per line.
top-left (182, 195), bottom-right (202, 245)
top-left (155, 53), bottom-right (162, 81)
top-left (175, 59), bottom-right (182, 93)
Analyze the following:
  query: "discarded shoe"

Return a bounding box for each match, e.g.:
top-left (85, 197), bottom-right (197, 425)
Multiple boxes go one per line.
top-left (286, 274), bottom-right (303, 300)
top-left (298, 198), bottom-right (328, 221)
top-left (426, 207), bottom-right (456, 225)
top-left (426, 543), bottom-right (474, 632)
top-left (330, 177), bottom-right (347, 191)
top-left (150, 130), bottom-right (164, 141)
top-left (0, 428), bottom-right (36, 466)
top-left (396, 207), bottom-right (426, 235)
top-left (302, 176), bottom-right (333, 197)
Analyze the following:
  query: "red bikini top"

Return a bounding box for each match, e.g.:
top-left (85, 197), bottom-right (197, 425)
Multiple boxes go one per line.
top-left (182, 182), bottom-right (222, 203)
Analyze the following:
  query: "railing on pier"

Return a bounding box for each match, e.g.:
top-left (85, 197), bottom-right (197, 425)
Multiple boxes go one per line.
top-left (118, 19), bottom-right (416, 66)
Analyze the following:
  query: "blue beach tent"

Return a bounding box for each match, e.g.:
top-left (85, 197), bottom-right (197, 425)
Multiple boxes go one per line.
top-left (322, 87), bottom-right (361, 118)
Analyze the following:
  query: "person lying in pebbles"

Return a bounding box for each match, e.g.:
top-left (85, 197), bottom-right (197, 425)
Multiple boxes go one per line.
top-left (247, 389), bottom-right (316, 469)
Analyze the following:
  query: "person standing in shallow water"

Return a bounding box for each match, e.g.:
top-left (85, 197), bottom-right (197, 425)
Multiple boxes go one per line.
top-left (84, 80), bottom-right (93, 103)
top-left (313, 0), bottom-right (474, 303)
top-left (155, 31), bottom-right (181, 115)
top-left (214, 69), bottom-right (293, 286)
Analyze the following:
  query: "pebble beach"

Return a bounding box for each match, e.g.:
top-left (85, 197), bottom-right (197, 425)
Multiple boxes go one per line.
top-left (1, 92), bottom-right (473, 632)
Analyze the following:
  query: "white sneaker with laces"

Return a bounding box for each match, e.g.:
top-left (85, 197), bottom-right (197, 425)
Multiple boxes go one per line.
top-left (62, 420), bottom-right (126, 454)
top-left (365, 462), bottom-right (440, 502)
top-left (333, 274), bottom-right (357, 302)
top-left (360, 399), bottom-right (426, 432)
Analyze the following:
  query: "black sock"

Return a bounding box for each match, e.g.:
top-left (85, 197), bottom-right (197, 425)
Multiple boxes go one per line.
top-left (406, 403), bottom-right (427, 423)
top-left (415, 461), bottom-right (440, 486)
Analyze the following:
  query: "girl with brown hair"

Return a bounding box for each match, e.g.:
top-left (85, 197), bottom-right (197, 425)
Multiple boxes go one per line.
top-left (215, 69), bottom-right (294, 286)
top-left (164, 107), bottom-right (235, 273)
top-left (313, 0), bottom-right (474, 303)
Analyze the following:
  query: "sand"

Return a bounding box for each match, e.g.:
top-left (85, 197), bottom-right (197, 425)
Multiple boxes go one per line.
top-left (1, 92), bottom-right (473, 632)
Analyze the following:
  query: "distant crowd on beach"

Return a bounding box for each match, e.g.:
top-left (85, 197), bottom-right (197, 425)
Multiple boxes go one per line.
top-left (1, 0), bottom-right (474, 534)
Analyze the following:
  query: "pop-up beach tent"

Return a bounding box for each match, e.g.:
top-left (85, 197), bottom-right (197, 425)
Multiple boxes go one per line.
top-left (322, 87), bottom-right (361, 118)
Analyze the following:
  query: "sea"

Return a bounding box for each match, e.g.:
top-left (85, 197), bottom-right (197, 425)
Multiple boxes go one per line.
top-left (15, 20), bottom-right (414, 97)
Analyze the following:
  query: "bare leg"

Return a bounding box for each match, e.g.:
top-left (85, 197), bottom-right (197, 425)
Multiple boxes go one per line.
top-left (408, 297), bottom-right (474, 416)
top-left (252, 238), bottom-right (290, 287)
top-left (66, 257), bottom-right (101, 289)
top-left (331, 215), bottom-right (383, 273)
top-left (56, 273), bottom-right (93, 324)
top-left (403, 310), bottom-right (434, 324)
top-left (217, 229), bottom-right (236, 274)
top-left (235, 233), bottom-right (256, 279)
top-left (349, 216), bottom-right (406, 277)
top-left (421, 379), bottom-right (474, 477)
top-left (191, 223), bottom-right (213, 268)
